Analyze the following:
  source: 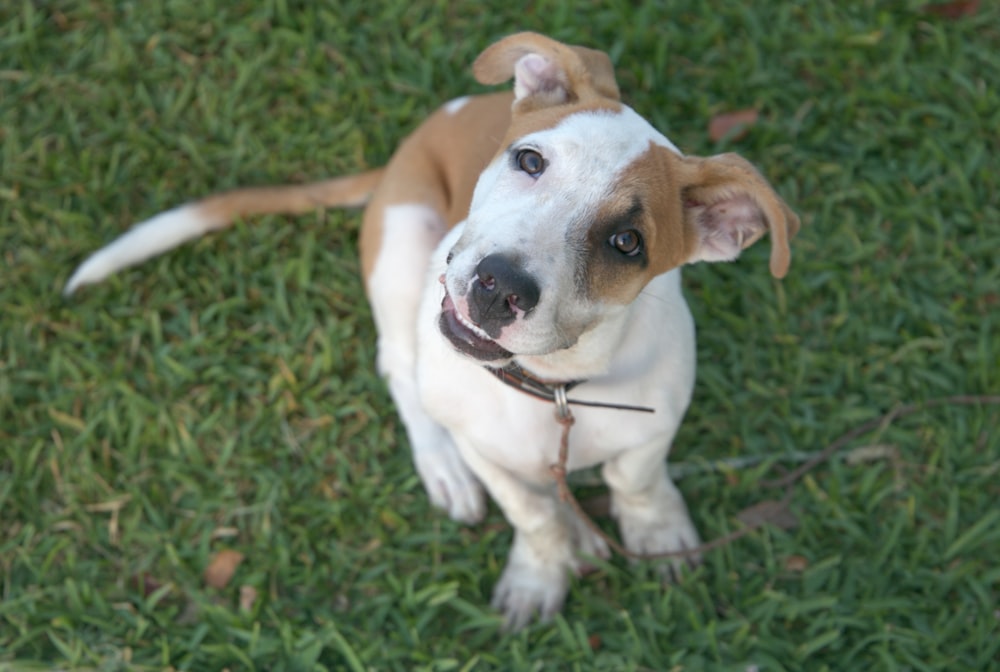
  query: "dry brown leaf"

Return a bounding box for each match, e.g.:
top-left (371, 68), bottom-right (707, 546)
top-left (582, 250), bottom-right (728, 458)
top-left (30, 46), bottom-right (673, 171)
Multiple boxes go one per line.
top-left (737, 499), bottom-right (799, 531)
top-left (239, 584), bottom-right (258, 612)
top-left (923, 0), bottom-right (979, 19)
top-left (844, 443), bottom-right (899, 465)
top-left (784, 554), bottom-right (809, 572)
top-left (132, 572), bottom-right (164, 598)
top-left (709, 109), bottom-right (759, 142)
top-left (210, 526), bottom-right (240, 541)
top-left (204, 549), bottom-right (244, 589)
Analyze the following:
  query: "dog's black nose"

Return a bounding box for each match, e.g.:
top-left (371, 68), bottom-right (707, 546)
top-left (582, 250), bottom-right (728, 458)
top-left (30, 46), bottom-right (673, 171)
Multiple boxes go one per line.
top-left (468, 254), bottom-right (540, 337)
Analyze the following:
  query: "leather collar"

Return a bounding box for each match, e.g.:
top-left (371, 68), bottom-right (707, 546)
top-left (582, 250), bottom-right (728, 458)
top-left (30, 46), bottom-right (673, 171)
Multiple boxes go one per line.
top-left (488, 363), bottom-right (655, 414)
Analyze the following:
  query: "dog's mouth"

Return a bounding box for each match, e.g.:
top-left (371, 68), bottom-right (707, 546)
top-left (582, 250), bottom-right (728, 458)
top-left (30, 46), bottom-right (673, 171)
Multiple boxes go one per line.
top-left (439, 292), bottom-right (513, 362)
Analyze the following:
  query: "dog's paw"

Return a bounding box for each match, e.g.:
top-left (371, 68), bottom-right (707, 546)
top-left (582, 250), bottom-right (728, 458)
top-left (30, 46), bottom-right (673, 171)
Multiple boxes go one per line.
top-left (616, 502), bottom-right (702, 578)
top-left (491, 558), bottom-right (570, 631)
top-left (413, 437), bottom-right (486, 524)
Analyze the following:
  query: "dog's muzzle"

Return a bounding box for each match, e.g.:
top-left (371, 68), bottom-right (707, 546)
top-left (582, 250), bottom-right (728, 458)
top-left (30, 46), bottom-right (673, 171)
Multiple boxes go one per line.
top-left (438, 254), bottom-right (539, 362)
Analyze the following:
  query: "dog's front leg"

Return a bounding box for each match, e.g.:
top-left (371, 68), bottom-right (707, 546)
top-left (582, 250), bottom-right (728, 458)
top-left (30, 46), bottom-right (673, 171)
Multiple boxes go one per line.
top-left (382, 372), bottom-right (486, 524)
top-left (602, 440), bottom-right (702, 576)
top-left (367, 206), bottom-right (487, 525)
top-left (456, 445), bottom-right (586, 630)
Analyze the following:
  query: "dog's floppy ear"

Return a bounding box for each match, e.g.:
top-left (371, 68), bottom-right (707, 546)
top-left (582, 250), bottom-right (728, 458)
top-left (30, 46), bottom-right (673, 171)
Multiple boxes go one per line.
top-left (676, 153), bottom-right (800, 278)
top-left (473, 32), bottom-right (620, 106)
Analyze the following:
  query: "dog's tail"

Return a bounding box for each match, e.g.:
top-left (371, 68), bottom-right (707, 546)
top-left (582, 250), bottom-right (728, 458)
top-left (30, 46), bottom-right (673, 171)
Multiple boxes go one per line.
top-left (63, 168), bottom-right (386, 296)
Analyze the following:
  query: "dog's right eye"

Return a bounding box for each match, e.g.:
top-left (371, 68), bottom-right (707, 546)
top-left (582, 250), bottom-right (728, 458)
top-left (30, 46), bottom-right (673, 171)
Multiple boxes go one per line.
top-left (515, 149), bottom-right (546, 176)
top-left (609, 229), bottom-right (643, 256)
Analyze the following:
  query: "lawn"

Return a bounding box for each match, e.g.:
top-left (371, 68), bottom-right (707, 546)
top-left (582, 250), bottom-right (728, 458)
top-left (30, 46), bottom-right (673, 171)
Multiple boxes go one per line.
top-left (2, 1), bottom-right (998, 670)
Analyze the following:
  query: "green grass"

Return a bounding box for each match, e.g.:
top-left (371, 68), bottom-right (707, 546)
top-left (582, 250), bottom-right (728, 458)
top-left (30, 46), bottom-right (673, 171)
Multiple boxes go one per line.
top-left (2, 1), bottom-right (999, 670)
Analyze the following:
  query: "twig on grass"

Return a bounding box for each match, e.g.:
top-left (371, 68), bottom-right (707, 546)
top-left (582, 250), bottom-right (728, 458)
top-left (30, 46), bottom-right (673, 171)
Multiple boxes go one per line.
top-left (550, 394), bottom-right (1000, 561)
top-left (568, 445), bottom-right (897, 484)
top-left (760, 395), bottom-right (1000, 489)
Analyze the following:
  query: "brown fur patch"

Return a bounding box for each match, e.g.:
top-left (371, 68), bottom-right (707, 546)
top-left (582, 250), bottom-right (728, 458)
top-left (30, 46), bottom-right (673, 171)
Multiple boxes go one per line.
top-left (582, 145), bottom-right (696, 305)
top-left (359, 93), bottom-right (513, 280)
top-left (196, 169), bottom-right (385, 232)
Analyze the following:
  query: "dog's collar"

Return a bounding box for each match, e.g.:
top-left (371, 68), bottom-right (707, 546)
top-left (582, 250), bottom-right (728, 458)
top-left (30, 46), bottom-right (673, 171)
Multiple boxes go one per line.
top-left (489, 363), bottom-right (655, 414)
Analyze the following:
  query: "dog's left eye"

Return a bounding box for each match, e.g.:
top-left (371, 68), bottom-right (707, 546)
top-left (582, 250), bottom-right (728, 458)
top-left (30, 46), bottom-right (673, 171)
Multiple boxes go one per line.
top-left (609, 229), bottom-right (643, 256)
top-left (515, 149), bottom-right (546, 176)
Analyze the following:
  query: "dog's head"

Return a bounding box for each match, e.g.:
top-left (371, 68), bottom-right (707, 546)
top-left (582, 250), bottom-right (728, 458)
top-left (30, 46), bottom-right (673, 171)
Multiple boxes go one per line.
top-left (439, 32), bottom-right (800, 364)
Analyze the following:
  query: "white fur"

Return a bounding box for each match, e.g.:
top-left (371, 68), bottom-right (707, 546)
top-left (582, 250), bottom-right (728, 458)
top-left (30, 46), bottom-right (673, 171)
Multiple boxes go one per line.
top-left (443, 96), bottom-right (471, 115)
top-left (64, 205), bottom-right (210, 295)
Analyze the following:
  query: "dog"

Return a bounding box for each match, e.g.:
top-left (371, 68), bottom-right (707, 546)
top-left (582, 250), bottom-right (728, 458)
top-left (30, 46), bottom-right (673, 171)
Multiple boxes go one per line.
top-left (64, 32), bottom-right (800, 630)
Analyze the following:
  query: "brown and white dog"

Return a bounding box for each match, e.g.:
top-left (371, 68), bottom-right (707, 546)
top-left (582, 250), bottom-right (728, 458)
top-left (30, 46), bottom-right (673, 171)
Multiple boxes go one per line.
top-left (65, 32), bottom-right (800, 630)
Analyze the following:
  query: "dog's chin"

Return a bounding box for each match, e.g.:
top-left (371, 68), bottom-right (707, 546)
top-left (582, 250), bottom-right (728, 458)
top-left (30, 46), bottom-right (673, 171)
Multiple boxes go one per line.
top-left (439, 294), bottom-right (514, 362)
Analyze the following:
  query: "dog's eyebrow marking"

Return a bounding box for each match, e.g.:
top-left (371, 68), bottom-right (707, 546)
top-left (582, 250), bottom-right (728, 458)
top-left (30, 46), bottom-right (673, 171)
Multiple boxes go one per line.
top-left (619, 198), bottom-right (644, 225)
top-left (598, 196), bottom-right (644, 235)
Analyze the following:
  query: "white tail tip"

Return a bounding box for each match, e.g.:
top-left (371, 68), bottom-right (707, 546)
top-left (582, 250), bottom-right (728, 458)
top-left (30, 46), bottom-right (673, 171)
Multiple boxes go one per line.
top-left (64, 205), bottom-right (211, 296)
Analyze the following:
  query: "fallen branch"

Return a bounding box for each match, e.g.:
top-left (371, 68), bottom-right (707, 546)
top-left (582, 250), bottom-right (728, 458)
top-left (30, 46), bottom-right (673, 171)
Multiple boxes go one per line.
top-left (549, 394), bottom-right (1000, 561)
top-left (760, 395), bottom-right (1000, 489)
